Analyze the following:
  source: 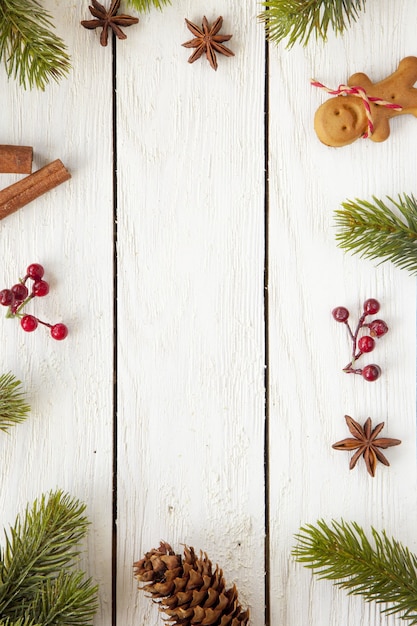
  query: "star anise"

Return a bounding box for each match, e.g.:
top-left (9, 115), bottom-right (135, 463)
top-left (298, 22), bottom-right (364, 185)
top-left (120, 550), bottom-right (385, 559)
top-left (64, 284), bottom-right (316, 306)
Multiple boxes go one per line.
top-left (332, 415), bottom-right (401, 477)
top-left (182, 16), bottom-right (234, 71)
top-left (81, 0), bottom-right (139, 47)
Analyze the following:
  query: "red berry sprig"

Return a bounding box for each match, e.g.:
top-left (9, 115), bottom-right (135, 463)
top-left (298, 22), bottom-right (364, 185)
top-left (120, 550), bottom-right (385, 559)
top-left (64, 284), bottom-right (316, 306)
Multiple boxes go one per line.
top-left (0, 264), bottom-right (68, 340)
top-left (332, 298), bottom-right (388, 382)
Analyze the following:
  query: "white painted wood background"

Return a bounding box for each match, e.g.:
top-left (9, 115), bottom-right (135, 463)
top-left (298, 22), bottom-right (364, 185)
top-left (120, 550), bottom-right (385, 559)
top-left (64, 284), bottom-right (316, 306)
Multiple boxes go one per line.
top-left (0, 1), bottom-right (416, 625)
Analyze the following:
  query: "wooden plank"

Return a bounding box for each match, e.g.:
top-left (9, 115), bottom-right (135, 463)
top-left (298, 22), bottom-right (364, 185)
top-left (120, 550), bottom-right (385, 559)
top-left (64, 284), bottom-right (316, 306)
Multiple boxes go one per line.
top-left (268, 2), bottom-right (417, 624)
top-left (115, 1), bottom-right (265, 622)
top-left (0, 2), bottom-right (114, 624)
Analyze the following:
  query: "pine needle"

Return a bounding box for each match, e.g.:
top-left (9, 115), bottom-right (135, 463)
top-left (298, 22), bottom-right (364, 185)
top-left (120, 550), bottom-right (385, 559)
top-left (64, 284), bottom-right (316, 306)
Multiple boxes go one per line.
top-left (293, 520), bottom-right (417, 623)
top-left (335, 193), bottom-right (417, 275)
top-left (0, 617), bottom-right (42, 626)
top-left (0, 373), bottom-right (30, 433)
top-left (0, 491), bottom-right (98, 625)
top-left (258, 0), bottom-right (366, 47)
top-left (0, 0), bottom-right (70, 90)
top-left (125, 0), bottom-right (171, 11)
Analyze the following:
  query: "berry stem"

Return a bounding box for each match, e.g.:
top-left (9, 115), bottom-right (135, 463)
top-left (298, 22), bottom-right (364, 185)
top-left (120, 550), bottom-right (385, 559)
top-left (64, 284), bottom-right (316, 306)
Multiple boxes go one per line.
top-left (344, 321), bottom-right (355, 341)
top-left (14, 294), bottom-right (35, 315)
top-left (344, 351), bottom-right (363, 371)
top-left (5, 294), bottom-right (35, 318)
top-left (350, 312), bottom-right (367, 358)
top-left (343, 365), bottom-right (363, 375)
top-left (36, 319), bottom-right (52, 329)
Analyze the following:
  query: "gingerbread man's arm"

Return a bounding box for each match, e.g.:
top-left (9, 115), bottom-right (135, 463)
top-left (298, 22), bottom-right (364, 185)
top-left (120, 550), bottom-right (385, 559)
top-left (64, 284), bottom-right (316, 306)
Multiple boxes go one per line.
top-left (349, 59), bottom-right (417, 91)
top-left (391, 56), bottom-right (417, 87)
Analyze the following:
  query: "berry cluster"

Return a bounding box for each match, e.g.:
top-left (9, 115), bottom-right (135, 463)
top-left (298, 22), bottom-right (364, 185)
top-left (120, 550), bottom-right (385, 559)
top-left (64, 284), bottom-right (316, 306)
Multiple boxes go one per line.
top-left (0, 264), bottom-right (68, 340)
top-left (332, 298), bottom-right (388, 382)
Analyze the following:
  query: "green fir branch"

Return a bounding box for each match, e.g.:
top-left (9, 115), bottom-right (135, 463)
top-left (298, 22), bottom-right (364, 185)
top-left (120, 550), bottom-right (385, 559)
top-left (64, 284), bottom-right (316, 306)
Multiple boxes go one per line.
top-left (258, 0), bottom-right (366, 47)
top-left (125, 0), bottom-right (170, 11)
top-left (293, 520), bottom-right (417, 623)
top-left (0, 0), bottom-right (70, 90)
top-left (0, 617), bottom-right (41, 626)
top-left (0, 373), bottom-right (30, 433)
top-left (335, 193), bottom-right (417, 275)
top-left (23, 571), bottom-right (98, 626)
top-left (0, 491), bottom-right (98, 625)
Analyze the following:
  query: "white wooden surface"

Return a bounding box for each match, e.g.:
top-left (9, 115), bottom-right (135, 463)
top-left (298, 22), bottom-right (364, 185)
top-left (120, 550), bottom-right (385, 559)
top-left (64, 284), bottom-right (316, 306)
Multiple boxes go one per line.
top-left (0, 1), bottom-right (416, 625)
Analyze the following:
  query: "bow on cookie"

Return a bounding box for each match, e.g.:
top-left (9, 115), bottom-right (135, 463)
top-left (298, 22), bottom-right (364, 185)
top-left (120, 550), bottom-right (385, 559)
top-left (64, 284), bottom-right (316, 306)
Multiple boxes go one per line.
top-left (312, 56), bottom-right (417, 147)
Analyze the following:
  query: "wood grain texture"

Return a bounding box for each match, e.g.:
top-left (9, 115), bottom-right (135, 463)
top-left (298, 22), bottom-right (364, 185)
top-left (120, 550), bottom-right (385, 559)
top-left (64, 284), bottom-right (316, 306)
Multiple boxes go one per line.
top-left (115, 0), bottom-right (265, 623)
top-left (0, 1), bottom-right (114, 623)
top-left (2, 1), bottom-right (417, 625)
top-left (268, 2), bottom-right (417, 625)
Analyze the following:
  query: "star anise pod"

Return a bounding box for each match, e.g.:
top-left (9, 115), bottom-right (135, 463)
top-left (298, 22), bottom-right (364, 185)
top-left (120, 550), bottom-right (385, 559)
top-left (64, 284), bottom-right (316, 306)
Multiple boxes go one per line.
top-left (81, 0), bottom-right (139, 47)
top-left (332, 415), bottom-right (401, 477)
top-left (182, 16), bottom-right (234, 71)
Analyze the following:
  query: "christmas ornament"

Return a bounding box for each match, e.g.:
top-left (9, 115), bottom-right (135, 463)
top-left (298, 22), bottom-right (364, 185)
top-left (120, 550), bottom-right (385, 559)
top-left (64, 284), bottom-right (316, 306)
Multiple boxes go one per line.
top-left (0, 145), bottom-right (33, 174)
top-left (81, 0), bottom-right (139, 47)
top-left (293, 520), bottom-right (417, 622)
top-left (332, 298), bottom-right (388, 381)
top-left (0, 490), bottom-right (98, 625)
top-left (0, 159), bottom-right (71, 221)
top-left (134, 541), bottom-right (249, 625)
top-left (258, 0), bottom-right (366, 47)
top-left (0, 372), bottom-right (30, 432)
top-left (0, 263), bottom-right (68, 340)
top-left (0, 0), bottom-right (70, 90)
top-left (312, 57), bottom-right (417, 147)
top-left (182, 16), bottom-right (234, 71)
top-left (335, 193), bottom-right (417, 275)
top-left (332, 415), bottom-right (401, 476)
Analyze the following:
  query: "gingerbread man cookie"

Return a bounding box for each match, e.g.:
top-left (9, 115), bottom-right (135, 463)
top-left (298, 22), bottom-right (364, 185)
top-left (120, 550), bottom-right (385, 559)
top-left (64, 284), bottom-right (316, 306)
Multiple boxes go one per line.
top-left (313, 56), bottom-right (417, 147)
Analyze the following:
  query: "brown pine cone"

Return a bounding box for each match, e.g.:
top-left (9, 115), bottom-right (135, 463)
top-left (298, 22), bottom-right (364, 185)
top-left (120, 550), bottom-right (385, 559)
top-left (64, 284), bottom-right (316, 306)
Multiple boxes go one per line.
top-left (134, 541), bottom-right (250, 625)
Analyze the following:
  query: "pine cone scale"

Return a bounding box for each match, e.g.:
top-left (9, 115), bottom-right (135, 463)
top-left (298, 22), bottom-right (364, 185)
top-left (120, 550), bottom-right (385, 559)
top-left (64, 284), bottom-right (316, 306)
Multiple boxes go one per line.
top-left (190, 588), bottom-right (209, 607)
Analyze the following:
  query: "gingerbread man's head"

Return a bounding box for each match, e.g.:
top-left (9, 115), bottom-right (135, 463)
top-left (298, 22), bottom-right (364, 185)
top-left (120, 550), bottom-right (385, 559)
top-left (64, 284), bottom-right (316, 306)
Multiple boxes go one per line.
top-left (314, 96), bottom-right (369, 147)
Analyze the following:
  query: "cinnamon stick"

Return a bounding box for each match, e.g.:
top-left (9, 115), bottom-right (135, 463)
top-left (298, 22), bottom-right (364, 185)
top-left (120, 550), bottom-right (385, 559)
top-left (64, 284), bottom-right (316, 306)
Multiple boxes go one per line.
top-left (0, 145), bottom-right (33, 174)
top-left (0, 159), bottom-right (71, 220)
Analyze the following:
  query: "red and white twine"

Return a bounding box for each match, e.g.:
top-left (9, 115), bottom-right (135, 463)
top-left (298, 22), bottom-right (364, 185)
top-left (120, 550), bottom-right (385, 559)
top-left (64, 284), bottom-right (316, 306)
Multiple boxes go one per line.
top-left (311, 79), bottom-right (403, 138)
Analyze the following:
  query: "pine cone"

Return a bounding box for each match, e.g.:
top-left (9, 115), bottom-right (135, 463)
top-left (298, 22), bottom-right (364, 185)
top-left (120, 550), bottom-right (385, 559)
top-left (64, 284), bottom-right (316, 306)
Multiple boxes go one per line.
top-left (134, 541), bottom-right (250, 625)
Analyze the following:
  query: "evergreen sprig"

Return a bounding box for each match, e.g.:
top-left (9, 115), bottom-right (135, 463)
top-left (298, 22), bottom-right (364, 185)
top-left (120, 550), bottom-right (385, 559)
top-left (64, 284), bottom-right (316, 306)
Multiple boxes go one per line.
top-left (335, 193), bottom-right (417, 275)
top-left (0, 490), bottom-right (98, 625)
top-left (0, 0), bottom-right (70, 90)
top-left (293, 520), bottom-right (417, 623)
top-left (126, 0), bottom-right (170, 11)
top-left (0, 373), bottom-right (30, 433)
top-left (0, 617), bottom-right (41, 626)
top-left (258, 0), bottom-right (366, 47)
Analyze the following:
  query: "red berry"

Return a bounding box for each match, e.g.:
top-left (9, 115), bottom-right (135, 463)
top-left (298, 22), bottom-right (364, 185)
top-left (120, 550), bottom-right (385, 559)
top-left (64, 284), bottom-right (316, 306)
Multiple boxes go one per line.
top-left (11, 283), bottom-right (28, 302)
top-left (332, 306), bottom-right (349, 322)
top-left (26, 263), bottom-right (44, 280)
top-left (369, 319), bottom-right (389, 338)
top-left (358, 336), bottom-right (375, 353)
top-left (0, 289), bottom-right (14, 306)
top-left (51, 323), bottom-right (68, 340)
top-left (363, 298), bottom-right (380, 315)
top-left (362, 364), bottom-right (381, 382)
top-left (21, 315), bottom-right (38, 332)
top-left (32, 280), bottom-right (49, 297)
